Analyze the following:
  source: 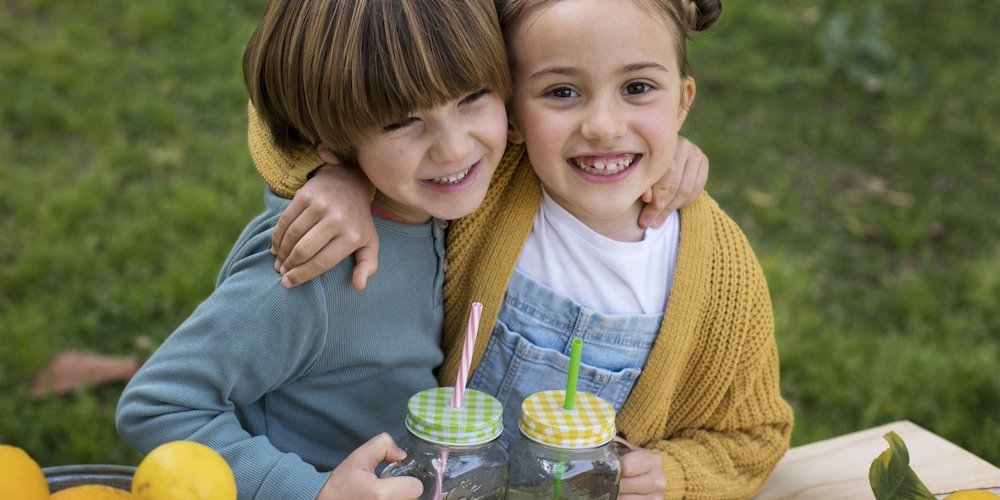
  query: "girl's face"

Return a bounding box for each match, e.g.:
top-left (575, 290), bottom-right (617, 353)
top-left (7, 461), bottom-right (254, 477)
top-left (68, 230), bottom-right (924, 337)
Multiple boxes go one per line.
top-left (326, 88), bottom-right (508, 223)
top-left (508, 0), bottom-right (696, 239)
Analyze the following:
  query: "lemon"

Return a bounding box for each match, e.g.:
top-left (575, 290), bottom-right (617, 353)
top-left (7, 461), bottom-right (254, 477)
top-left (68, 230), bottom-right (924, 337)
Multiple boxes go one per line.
top-left (944, 491), bottom-right (1000, 500)
top-left (0, 444), bottom-right (50, 500)
top-left (131, 441), bottom-right (236, 500)
top-left (51, 484), bottom-right (130, 499)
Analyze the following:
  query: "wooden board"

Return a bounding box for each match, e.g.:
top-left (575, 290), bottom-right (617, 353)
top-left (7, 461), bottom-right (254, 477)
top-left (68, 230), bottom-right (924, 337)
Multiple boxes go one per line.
top-left (755, 420), bottom-right (1000, 499)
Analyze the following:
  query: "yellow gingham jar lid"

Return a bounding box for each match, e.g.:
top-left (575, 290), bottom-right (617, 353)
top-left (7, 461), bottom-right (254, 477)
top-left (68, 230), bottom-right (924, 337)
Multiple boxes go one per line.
top-left (518, 390), bottom-right (616, 449)
top-left (405, 387), bottom-right (504, 446)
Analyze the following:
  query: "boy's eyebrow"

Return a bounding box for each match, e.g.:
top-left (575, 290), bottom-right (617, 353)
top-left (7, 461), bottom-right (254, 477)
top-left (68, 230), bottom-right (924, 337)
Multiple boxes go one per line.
top-left (528, 61), bottom-right (670, 80)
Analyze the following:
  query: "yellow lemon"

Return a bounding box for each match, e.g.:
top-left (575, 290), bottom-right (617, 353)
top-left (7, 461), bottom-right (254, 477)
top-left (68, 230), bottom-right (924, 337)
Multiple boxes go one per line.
top-left (51, 484), bottom-right (130, 499)
top-left (0, 444), bottom-right (50, 500)
top-left (131, 441), bottom-right (236, 500)
top-left (945, 491), bottom-right (1000, 500)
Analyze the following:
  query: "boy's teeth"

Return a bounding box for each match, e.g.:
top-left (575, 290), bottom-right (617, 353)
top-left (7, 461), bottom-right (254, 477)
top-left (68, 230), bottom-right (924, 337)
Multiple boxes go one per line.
top-left (431, 168), bottom-right (470, 184)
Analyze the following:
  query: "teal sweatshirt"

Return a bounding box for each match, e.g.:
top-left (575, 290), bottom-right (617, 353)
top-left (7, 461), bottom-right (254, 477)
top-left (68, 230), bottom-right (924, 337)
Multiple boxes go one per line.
top-left (116, 188), bottom-right (446, 499)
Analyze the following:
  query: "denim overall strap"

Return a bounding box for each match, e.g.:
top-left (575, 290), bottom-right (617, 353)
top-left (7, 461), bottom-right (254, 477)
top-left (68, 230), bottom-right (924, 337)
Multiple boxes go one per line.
top-left (468, 269), bottom-right (663, 449)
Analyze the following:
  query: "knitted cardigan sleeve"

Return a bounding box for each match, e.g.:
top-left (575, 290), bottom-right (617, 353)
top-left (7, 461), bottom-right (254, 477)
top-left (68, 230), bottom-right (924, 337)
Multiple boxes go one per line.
top-left (246, 101), bottom-right (322, 198)
top-left (633, 196), bottom-right (793, 498)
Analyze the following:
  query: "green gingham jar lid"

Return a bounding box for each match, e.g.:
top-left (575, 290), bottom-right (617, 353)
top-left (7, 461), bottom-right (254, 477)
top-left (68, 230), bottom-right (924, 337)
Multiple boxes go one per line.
top-left (518, 390), bottom-right (616, 449)
top-left (404, 387), bottom-right (504, 446)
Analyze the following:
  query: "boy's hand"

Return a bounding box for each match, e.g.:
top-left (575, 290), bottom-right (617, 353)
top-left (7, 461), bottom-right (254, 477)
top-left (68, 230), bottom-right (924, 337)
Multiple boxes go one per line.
top-left (272, 163), bottom-right (379, 290)
top-left (615, 438), bottom-right (668, 499)
top-left (317, 433), bottom-right (422, 500)
top-left (639, 135), bottom-right (709, 228)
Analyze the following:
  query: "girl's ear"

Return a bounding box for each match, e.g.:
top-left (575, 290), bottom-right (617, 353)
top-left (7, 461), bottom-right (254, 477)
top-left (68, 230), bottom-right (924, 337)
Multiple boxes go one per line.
top-left (677, 76), bottom-right (697, 125)
top-left (508, 120), bottom-right (526, 145)
top-left (315, 144), bottom-right (339, 164)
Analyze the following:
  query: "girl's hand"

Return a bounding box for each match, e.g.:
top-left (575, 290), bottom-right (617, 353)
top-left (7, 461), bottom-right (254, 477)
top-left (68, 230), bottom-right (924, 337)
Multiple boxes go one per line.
top-left (615, 438), bottom-right (668, 499)
top-left (272, 163), bottom-right (379, 290)
top-left (638, 135), bottom-right (709, 228)
top-left (316, 433), bottom-right (422, 500)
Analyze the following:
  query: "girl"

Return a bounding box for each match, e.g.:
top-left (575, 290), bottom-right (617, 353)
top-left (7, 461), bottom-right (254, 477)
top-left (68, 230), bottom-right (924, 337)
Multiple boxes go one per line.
top-left (116, 0), bottom-right (510, 498)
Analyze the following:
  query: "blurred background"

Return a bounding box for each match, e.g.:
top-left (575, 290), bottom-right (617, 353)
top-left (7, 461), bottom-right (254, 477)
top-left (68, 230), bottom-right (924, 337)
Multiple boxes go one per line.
top-left (2, 0), bottom-right (998, 469)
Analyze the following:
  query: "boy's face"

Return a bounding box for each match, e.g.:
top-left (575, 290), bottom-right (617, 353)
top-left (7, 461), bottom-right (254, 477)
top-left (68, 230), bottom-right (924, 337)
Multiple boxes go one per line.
top-left (337, 89), bottom-right (508, 223)
top-left (507, 0), bottom-right (696, 237)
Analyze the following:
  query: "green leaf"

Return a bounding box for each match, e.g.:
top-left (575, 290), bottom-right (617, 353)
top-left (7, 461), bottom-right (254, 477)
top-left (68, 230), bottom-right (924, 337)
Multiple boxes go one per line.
top-left (869, 431), bottom-right (937, 500)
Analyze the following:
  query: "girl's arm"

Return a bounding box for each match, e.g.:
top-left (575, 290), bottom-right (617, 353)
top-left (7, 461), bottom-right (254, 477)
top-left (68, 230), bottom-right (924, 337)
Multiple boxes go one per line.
top-left (262, 133), bottom-right (710, 288)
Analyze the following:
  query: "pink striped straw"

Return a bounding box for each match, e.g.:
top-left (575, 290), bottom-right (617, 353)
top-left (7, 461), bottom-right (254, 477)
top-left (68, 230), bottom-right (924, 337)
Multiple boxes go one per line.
top-left (452, 301), bottom-right (483, 408)
top-left (433, 449), bottom-right (448, 500)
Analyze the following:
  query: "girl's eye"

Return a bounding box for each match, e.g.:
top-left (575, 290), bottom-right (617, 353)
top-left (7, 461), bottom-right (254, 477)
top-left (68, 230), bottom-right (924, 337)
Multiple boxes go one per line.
top-left (382, 117), bottom-right (417, 132)
top-left (549, 86), bottom-right (579, 99)
top-left (460, 88), bottom-right (491, 105)
top-left (624, 82), bottom-right (653, 95)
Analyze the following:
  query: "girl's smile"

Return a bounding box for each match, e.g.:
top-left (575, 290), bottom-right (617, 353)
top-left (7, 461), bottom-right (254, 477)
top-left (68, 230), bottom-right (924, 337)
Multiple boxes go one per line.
top-left (569, 152), bottom-right (641, 180)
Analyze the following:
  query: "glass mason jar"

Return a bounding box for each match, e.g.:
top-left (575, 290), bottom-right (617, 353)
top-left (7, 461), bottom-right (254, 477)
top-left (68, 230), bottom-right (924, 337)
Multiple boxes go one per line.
top-left (506, 390), bottom-right (620, 499)
top-left (381, 387), bottom-right (507, 499)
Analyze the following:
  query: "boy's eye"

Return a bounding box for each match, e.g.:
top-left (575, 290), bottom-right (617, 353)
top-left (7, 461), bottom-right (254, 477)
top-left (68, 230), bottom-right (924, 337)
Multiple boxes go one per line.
top-left (623, 82), bottom-right (652, 95)
top-left (460, 88), bottom-right (491, 105)
top-left (549, 86), bottom-right (579, 99)
top-left (382, 117), bottom-right (417, 132)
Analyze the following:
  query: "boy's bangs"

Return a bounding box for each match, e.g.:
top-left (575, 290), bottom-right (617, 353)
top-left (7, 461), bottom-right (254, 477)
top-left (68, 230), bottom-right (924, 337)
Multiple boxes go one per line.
top-left (353, 0), bottom-right (510, 130)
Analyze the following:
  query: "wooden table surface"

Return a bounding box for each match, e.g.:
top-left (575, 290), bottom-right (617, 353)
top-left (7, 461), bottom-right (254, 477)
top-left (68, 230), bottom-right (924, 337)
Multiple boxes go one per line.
top-left (755, 420), bottom-right (1000, 499)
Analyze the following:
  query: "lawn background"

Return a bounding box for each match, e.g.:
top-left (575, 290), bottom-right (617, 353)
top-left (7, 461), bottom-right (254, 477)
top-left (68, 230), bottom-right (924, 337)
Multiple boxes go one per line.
top-left (2, 0), bottom-right (998, 471)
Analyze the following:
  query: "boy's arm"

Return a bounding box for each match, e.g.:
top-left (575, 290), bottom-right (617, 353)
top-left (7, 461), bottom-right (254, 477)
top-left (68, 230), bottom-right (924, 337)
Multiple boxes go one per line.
top-left (247, 102), bottom-right (379, 289)
top-left (639, 136), bottom-right (709, 228)
top-left (116, 251), bottom-right (335, 498)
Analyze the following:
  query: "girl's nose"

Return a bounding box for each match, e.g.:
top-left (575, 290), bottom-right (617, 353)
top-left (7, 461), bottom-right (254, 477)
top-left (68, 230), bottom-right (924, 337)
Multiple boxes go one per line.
top-left (581, 99), bottom-right (627, 142)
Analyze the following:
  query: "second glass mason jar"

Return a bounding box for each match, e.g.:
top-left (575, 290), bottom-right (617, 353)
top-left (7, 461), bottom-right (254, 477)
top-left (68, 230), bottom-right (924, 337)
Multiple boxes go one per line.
top-left (506, 389), bottom-right (620, 499)
top-left (381, 387), bottom-right (507, 499)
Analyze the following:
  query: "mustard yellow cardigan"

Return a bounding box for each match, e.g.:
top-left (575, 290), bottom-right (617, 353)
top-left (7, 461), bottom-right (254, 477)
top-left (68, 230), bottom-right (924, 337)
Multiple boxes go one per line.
top-left (249, 105), bottom-right (793, 499)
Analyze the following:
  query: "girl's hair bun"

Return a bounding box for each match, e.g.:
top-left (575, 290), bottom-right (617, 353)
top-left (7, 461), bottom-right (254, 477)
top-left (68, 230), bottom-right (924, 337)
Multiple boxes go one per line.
top-left (683, 0), bottom-right (722, 31)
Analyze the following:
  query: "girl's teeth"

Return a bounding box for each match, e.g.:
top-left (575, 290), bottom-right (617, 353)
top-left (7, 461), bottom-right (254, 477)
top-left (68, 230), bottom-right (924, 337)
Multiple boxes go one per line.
top-left (573, 157), bottom-right (633, 175)
top-left (431, 168), bottom-right (470, 184)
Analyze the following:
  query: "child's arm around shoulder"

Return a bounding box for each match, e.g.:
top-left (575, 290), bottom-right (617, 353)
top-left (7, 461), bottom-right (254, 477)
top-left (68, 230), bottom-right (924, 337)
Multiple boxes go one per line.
top-left (639, 135), bottom-right (709, 228)
top-left (247, 101), bottom-right (379, 290)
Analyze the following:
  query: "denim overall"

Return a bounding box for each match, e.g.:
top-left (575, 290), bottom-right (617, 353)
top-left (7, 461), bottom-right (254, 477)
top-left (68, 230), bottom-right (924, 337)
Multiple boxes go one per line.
top-left (467, 269), bottom-right (663, 450)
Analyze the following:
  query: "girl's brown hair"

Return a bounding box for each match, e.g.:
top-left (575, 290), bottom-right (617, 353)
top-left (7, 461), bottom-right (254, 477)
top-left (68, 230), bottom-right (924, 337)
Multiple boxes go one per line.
top-left (497, 0), bottom-right (721, 78)
top-left (243, 0), bottom-right (511, 164)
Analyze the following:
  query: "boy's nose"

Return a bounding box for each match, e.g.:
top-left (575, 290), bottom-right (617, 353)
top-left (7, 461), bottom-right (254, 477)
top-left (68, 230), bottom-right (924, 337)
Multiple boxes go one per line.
top-left (430, 126), bottom-right (474, 164)
top-left (581, 99), bottom-right (627, 142)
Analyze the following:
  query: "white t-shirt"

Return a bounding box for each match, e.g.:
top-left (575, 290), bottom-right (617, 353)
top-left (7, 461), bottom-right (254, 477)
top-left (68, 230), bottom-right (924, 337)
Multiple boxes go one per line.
top-left (515, 190), bottom-right (679, 315)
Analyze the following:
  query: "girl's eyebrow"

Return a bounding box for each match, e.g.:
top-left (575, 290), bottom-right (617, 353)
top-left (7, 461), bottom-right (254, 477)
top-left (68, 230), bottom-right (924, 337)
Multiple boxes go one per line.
top-left (622, 62), bottom-right (670, 74)
top-left (528, 61), bottom-right (670, 80)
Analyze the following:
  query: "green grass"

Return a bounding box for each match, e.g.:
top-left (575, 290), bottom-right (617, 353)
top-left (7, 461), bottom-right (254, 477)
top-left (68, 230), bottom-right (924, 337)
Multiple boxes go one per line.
top-left (2, 0), bottom-right (998, 471)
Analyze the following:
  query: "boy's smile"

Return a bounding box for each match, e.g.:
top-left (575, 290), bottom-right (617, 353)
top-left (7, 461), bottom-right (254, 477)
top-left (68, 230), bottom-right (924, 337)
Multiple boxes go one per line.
top-left (322, 89), bottom-right (508, 224)
top-left (507, 0), bottom-right (695, 240)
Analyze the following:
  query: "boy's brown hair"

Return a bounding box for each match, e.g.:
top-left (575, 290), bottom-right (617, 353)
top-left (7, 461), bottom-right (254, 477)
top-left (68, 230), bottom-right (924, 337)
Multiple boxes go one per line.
top-left (243, 0), bottom-right (511, 165)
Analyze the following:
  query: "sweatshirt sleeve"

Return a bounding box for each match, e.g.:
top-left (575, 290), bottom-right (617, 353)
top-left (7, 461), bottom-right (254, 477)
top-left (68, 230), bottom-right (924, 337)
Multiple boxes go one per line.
top-left (115, 231), bottom-right (332, 499)
top-left (247, 101), bottom-right (322, 199)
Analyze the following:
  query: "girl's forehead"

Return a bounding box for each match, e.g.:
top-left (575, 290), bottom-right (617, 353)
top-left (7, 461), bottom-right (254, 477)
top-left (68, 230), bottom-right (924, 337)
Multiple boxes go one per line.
top-left (509, 0), bottom-right (680, 73)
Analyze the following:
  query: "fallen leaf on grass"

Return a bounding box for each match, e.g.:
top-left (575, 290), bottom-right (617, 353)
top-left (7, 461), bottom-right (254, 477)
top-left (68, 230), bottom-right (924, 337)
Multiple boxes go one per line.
top-left (31, 351), bottom-right (140, 398)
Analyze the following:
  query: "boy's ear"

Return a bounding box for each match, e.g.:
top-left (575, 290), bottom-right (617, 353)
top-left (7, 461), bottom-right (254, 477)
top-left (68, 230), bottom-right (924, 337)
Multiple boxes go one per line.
top-left (677, 76), bottom-right (697, 124)
top-left (507, 120), bottom-right (525, 145)
top-left (315, 144), bottom-right (339, 165)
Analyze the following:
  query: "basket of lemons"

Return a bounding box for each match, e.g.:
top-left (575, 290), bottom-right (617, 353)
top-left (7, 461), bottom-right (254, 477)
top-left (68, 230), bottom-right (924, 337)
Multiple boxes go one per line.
top-left (1, 441), bottom-right (236, 499)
